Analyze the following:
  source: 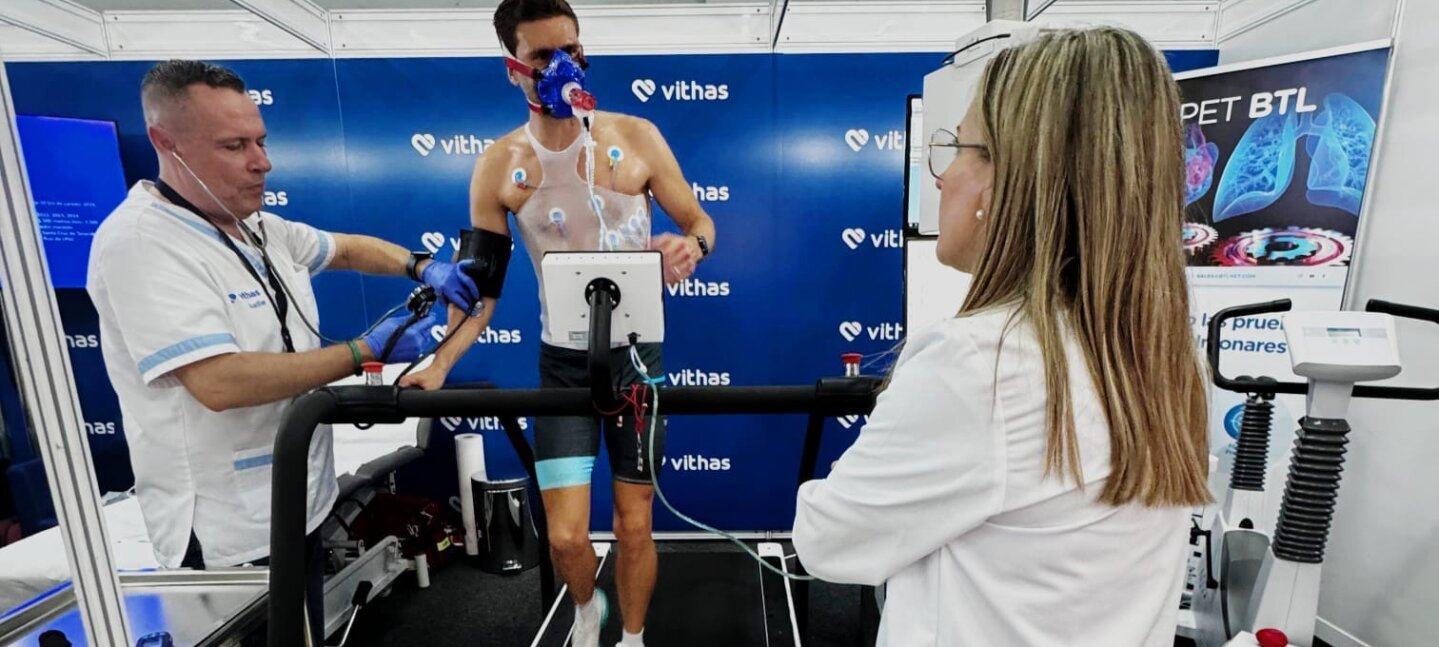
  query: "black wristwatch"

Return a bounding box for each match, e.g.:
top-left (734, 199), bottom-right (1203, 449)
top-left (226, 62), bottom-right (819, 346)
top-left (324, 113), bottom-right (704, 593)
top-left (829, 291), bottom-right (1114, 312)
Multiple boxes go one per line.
top-left (405, 251), bottom-right (432, 282)
top-left (693, 234), bottom-right (710, 259)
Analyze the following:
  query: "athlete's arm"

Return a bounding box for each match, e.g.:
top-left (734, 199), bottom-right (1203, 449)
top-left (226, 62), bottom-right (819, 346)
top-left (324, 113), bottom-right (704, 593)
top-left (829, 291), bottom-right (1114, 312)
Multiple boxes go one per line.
top-left (631, 117), bottom-right (716, 282)
top-left (397, 144), bottom-right (512, 390)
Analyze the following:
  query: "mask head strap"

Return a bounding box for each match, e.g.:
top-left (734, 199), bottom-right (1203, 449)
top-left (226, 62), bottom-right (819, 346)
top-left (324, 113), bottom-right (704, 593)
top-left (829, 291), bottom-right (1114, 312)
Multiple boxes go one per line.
top-left (504, 56), bottom-right (541, 80)
top-left (505, 57), bottom-right (551, 115)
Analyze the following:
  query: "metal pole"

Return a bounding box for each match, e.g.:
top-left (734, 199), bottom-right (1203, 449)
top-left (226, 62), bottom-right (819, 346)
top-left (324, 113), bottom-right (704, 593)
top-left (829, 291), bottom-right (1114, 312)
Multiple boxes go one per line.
top-left (0, 57), bottom-right (132, 645)
top-left (269, 391), bottom-right (337, 647)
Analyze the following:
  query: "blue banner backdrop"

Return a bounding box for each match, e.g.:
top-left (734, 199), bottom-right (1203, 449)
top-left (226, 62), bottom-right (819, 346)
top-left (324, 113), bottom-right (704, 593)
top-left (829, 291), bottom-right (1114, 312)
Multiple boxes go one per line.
top-left (4, 49), bottom-right (1217, 532)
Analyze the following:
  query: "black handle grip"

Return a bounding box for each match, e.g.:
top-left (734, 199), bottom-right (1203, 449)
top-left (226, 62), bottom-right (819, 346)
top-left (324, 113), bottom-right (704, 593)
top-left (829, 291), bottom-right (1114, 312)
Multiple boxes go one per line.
top-left (1207, 299), bottom-right (1307, 395)
top-left (1366, 299), bottom-right (1439, 325)
top-left (1351, 299), bottom-right (1439, 400)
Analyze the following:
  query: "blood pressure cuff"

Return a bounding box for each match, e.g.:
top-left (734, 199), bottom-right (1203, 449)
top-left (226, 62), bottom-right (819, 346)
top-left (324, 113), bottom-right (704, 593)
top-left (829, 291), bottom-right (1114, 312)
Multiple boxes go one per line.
top-left (455, 228), bottom-right (513, 299)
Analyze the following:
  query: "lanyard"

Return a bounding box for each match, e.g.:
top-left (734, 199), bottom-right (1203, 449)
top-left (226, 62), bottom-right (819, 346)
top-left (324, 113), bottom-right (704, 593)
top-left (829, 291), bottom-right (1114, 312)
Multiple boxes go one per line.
top-left (154, 180), bottom-right (296, 353)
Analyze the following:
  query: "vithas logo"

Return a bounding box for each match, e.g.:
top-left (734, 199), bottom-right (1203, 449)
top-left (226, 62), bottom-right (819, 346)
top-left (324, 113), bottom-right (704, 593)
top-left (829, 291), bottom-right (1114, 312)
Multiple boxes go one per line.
top-left (411, 133), bottom-right (436, 156)
top-left (691, 183), bottom-right (729, 202)
top-left (667, 279), bottom-right (730, 298)
top-left (411, 133), bottom-right (495, 157)
top-left (844, 129), bottom-right (904, 152)
top-left (84, 421), bottom-right (117, 435)
top-left (841, 228), bottom-right (901, 250)
top-left (839, 321), bottom-right (904, 342)
top-left (632, 79), bottom-right (730, 103)
top-left (420, 231), bottom-right (460, 255)
top-left (667, 369), bottom-right (731, 386)
top-left (837, 415), bottom-right (870, 430)
top-left (632, 79), bottom-right (657, 102)
top-left (439, 416), bottom-right (530, 432)
top-left (669, 454), bottom-right (732, 471)
top-left (430, 324), bottom-right (523, 345)
top-left (66, 333), bottom-right (99, 349)
top-left (247, 89), bottom-right (274, 106)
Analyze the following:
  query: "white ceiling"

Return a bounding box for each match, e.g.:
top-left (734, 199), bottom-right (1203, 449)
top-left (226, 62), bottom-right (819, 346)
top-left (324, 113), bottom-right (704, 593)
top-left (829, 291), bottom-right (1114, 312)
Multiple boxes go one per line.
top-left (70, 0), bottom-right (238, 10)
top-left (60, 0), bottom-right (1171, 11)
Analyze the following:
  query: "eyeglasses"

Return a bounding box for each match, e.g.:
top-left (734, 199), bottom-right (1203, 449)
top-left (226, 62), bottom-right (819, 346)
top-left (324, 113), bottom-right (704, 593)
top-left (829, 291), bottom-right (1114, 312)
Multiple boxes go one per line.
top-left (927, 128), bottom-right (988, 179)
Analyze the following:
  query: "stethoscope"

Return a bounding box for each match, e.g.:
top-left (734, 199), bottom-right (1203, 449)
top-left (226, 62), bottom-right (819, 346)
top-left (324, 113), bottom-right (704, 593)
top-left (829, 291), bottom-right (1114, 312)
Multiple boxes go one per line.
top-left (161, 151), bottom-right (403, 352)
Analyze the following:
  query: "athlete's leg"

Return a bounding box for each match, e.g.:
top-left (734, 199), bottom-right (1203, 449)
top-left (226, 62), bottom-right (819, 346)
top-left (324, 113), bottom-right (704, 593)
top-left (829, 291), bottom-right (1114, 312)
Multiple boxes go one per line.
top-left (605, 343), bottom-right (666, 638)
top-left (542, 484), bottom-right (598, 603)
top-left (536, 343), bottom-right (608, 646)
top-left (611, 481), bottom-right (657, 635)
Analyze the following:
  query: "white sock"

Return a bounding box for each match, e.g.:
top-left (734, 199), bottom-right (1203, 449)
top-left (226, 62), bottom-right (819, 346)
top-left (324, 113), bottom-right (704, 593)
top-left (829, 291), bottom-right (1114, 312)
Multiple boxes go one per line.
top-left (576, 594), bottom-right (599, 622)
top-left (619, 628), bottom-right (644, 646)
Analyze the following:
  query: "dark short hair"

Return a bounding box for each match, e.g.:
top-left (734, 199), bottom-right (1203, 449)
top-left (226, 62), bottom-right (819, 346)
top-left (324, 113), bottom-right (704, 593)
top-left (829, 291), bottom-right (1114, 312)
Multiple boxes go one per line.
top-left (38, 630), bottom-right (73, 647)
top-left (140, 60), bottom-right (246, 123)
top-left (493, 0), bottom-right (579, 56)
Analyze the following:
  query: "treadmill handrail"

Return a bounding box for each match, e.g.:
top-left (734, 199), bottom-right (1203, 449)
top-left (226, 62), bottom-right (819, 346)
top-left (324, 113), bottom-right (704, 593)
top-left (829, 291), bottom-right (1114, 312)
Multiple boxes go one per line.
top-left (268, 379), bottom-right (882, 645)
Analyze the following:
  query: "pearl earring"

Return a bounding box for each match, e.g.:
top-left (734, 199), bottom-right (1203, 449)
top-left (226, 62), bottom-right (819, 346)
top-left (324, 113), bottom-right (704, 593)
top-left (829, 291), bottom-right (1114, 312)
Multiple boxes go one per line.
top-left (976, 209), bottom-right (985, 220)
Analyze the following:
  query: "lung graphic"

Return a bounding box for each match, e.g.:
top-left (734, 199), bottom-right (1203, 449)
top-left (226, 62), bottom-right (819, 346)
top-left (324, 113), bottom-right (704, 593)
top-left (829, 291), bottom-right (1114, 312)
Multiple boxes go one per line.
top-left (1213, 110), bottom-right (1299, 222)
top-left (1302, 93), bottom-right (1376, 216)
top-left (1184, 123), bottom-right (1221, 207)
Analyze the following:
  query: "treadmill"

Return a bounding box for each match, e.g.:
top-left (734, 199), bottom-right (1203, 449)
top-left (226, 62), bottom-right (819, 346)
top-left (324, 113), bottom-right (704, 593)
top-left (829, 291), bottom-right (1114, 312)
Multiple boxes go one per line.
top-left (530, 541), bottom-right (802, 647)
top-left (265, 262), bottom-right (885, 646)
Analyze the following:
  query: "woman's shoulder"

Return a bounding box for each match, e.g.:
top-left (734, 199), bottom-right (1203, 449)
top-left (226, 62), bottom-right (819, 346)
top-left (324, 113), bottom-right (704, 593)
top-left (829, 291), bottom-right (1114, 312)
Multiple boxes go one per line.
top-left (905, 307), bottom-right (1026, 355)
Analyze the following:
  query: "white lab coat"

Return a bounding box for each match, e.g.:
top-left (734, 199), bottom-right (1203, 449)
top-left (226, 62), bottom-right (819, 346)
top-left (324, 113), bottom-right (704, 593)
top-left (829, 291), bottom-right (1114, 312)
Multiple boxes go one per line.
top-left (87, 181), bottom-right (339, 568)
top-left (794, 308), bottom-right (1189, 646)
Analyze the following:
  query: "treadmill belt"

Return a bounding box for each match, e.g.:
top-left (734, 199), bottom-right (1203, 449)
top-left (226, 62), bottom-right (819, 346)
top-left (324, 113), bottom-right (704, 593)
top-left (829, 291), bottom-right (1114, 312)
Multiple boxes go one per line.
top-left (536, 543), bottom-right (798, 647)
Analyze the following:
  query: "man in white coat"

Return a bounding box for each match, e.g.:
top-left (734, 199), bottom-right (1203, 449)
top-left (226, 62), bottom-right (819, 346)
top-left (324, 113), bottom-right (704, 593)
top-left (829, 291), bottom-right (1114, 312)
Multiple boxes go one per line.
top-left (87, 59), bottom-right (480, 644)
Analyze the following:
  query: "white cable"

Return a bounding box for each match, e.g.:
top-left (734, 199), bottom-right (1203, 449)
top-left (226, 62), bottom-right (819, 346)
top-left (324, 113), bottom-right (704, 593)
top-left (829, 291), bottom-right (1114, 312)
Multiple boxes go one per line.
top-left (629, 350), bottom-right (817, 583)
top-left (580, 118), bottom-right (610, 251)
top-left (172, 153), bottom-right (397, 344)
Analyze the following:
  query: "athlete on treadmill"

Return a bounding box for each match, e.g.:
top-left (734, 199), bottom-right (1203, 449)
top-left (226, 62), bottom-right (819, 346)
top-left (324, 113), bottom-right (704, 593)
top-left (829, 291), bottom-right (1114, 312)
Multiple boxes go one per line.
top-left (398, 1), bottom-right (717, 645)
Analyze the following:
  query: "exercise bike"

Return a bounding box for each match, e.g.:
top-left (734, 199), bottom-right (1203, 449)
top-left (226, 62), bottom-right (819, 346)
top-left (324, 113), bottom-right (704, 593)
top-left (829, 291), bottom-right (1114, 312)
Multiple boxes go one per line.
top-left (1196, 298), bottom-right (1439, 647)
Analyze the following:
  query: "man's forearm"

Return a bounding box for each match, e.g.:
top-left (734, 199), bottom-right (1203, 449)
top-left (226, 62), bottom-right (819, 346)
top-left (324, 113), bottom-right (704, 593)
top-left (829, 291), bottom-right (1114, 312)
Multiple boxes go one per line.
top-left (332, 233), bottom-right (413, 277)
top-left (177, 342), bottom-right (377, 412)
top-left (684, 216), bottom-right (716, 252)
top-left (430, 299), bottom-right (498, 371)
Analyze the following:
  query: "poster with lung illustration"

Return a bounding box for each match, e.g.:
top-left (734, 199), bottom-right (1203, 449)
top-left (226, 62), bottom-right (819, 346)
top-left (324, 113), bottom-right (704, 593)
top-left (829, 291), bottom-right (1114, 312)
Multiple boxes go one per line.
top-left (1176, 45), bottom-right (1390, 268)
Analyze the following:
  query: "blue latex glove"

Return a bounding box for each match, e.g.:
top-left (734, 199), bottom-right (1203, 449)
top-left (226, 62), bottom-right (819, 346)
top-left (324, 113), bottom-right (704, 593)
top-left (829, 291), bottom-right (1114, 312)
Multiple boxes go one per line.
top-left (361, 307), bottom-right (444, 364)
top-left (421, 260), bottom-right (481, 313)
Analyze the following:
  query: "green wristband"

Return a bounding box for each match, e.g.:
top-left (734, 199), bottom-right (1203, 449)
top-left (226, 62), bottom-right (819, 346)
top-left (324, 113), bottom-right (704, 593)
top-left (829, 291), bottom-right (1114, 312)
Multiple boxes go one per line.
top-left (346, 340), bottom-right (363, 375)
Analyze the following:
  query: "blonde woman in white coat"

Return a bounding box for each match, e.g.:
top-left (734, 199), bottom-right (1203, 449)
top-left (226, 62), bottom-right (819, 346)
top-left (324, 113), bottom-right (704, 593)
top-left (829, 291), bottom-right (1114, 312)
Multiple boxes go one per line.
top-left (793, 27), bottom-right (1211, 647)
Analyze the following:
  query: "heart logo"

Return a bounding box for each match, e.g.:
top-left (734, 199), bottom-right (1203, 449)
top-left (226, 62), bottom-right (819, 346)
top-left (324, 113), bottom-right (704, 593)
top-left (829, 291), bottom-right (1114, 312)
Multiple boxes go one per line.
top-left (441, 417), bottom-right (462, 431)
top-left (842, 228), bottom-right (865, 250)
top-left (844, 129), bottom-right (870, 152)
top-left (411, 133), bottom-right (436, 156)
top-left (632, 79), bottom-right (657, 102)
top-left (430, 325), bottom-right (448, 342)
top-left (839, 321), bottom-right (862, 342)
top-left (420, 231), bottom-right (445, 254)
top-left (837, 414), bottom-right (860, 429)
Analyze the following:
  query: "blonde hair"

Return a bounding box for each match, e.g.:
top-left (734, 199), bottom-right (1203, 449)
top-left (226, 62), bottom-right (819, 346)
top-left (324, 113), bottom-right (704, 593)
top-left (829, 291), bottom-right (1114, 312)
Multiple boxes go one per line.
top-left (961, 27), bottom-right (1210, 507)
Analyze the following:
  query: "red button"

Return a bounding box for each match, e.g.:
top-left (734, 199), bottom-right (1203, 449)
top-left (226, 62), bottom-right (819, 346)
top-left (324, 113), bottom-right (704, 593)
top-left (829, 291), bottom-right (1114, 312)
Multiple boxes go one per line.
top-left (1256, 628), bottom-right (1289, 647)
top-left (841, 353), bottom-right (862, 364)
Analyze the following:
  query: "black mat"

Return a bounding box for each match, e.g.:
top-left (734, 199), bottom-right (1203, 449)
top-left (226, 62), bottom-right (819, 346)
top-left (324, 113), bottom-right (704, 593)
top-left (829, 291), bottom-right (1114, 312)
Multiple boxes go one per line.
top-left (341, 540), bottom-right (1217, 647)
top-left (346, 541), bottom-right (865, 647)
top-left (533, 543), bottom-right (793, 647)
